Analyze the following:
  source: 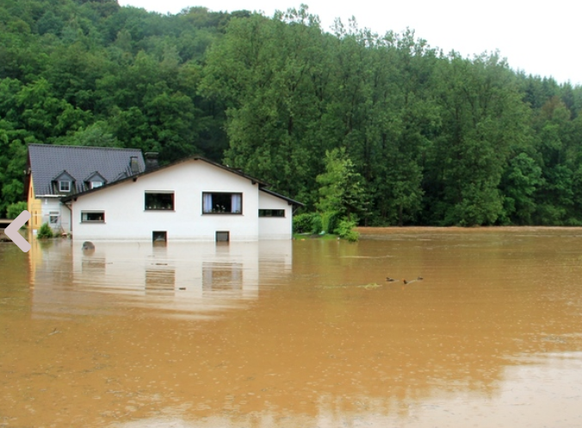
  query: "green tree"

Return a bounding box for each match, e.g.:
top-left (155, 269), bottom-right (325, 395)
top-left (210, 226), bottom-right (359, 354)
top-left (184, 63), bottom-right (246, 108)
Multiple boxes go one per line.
top-left (425, 52), bottom-right (530, 225)
top-left (316, 147), bottom-right (367, 221)
top-left (500, 153), bottom-right (543, 224)
top-left (200, 6), bottom-right (331, 204)
top-left (0, 139), bottom-right (26, 216)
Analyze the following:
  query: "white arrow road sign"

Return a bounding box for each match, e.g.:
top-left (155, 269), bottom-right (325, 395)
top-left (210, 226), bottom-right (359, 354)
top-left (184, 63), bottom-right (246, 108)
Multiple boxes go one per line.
top-left (5, 210), bottom-right (31, 253)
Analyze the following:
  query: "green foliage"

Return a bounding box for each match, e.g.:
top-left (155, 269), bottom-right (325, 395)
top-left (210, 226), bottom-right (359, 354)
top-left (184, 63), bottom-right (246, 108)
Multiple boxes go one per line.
top-left (335, 218), bottom-right (360, 242)
top-left (2, 0), bottom-right (582, 225)
top-left (6, 201), bottom-right (27, 219)
top-left (200, 6), bottom-right (328, 203)
top-left (316, 148), bottom-right (367, 220)
top-left (500, 153), bottom-right (543, 224)
top-left (0, 139), bottom-right (26, 216)
top-left (293, 212), bottom-right (313, 234)
top-left (320, 211), bottom-right (339, 234)
top-left (55, 121), bottom-right (119, 147)
top-left (37, 222), bottom-right (54, 239)
top-left (293, 212), bottom-right (323, 234)
top-left (310, 213), bottom-right (323, 235)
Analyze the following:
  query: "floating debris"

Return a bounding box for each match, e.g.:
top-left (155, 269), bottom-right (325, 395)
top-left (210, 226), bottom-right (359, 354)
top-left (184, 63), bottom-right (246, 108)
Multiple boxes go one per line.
top-left (82, 241), bottom-right (95, 250)
top-left (316, 283), bottom-right (383, 290)
top-left (357, 283), bottom-right (382, 289)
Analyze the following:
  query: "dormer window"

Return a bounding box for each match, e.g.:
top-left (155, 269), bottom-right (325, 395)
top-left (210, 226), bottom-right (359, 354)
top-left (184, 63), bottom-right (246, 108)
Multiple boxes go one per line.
top-left (59, 180), bottom-right (71, 192)
top-left (52, 170), bottom-right (75, 194)
top-left (84, 172), bottom-right (107, 190)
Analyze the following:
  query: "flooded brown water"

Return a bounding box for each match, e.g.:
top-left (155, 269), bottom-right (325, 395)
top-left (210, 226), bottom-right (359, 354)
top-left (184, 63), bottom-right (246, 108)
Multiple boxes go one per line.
top-left (2, 228), bottom-right (582, 427)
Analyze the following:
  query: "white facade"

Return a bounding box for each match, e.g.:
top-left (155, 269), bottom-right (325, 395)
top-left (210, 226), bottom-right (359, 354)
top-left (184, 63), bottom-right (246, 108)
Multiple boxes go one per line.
top-left (40, 198), bottom-right (66, 231)
top-left (68, 159), bottom-right (296, 242)
top-left (258, 190), bottom-right (293, 239)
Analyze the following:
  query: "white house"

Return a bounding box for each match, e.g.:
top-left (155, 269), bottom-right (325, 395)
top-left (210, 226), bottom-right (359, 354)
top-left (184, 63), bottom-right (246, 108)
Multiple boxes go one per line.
top-left (61, 156), bottom-right (303, 242)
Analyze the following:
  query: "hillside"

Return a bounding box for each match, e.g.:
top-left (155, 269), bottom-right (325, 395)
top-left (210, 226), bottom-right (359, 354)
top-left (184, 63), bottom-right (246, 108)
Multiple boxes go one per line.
top-left (2, 0), bottom-right (582, 225)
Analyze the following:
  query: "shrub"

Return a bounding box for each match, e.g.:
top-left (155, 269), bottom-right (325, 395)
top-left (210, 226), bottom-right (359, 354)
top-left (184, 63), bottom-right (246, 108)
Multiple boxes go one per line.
top-left (335, 218), bottom-right (359, 242)
top-left (37, 222), bottom-right (54, 239)
top-left (321, 211), bottom-right (339, 234)
top-left (293, 212), bottom-right (328, 234)
top-left (293, 213), bottom-right (315, 234)
top-left (310, 213), bottom-right (322, 234)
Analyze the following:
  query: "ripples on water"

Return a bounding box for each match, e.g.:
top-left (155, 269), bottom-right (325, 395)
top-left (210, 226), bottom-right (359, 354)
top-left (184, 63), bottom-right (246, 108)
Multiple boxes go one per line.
top-left (1, 228), bottom-right (582, 427)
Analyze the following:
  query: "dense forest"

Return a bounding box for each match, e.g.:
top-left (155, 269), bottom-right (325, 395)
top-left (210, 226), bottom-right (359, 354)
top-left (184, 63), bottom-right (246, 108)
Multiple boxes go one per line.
top-left (2, 0), bottom-right (582, 226)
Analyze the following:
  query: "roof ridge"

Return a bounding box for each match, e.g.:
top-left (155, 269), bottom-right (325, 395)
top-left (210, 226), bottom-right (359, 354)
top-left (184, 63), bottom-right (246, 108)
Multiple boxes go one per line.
top-left (28, 144), bottom-right (143, 152)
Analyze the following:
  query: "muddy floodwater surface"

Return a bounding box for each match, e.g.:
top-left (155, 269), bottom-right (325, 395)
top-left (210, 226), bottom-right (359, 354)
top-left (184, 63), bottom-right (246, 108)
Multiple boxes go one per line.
top-left (2, 228), bottom-right (582, 427)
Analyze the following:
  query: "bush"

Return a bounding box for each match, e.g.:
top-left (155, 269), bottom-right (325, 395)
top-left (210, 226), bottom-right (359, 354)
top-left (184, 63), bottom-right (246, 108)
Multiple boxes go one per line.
top-left (310, 213), bottom-right (322, 234)
top-left (37, 222), bottom-right (54, 239)
top-left (293, 213), bottom-right (312, 233)
top-left (335, 218), bottom-right (360, 242)
top-left (321, 211), bottom-right (339, 234)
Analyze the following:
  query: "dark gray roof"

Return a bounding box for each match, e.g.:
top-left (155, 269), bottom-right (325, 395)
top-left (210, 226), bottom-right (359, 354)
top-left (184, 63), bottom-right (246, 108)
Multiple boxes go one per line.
top-left (28, 144), bottom-right (145, 196)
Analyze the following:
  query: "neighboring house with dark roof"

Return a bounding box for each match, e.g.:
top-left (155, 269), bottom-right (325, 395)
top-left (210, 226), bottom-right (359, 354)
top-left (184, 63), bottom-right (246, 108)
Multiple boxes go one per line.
top-left (60, 155), bottom-right (303, 242)
top-left (26, 144), bottom-right (146, 233)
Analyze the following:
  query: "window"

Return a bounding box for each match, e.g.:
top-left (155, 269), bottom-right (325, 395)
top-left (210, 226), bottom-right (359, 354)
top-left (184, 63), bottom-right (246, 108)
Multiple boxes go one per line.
top-left (85, 172), bottom-right (106, 190)
top-left (81, 211), bottom-right (105, 223)
top-left (202, 192), bottom-right (242, 214)
top-left (59, 180), bottom-right (71, 192)
top-left (215, 231), bottom-right (230, 242)
top-left (145, 192), bottom-right (174, 210)
top-left (152, 231), bottom-right (167, 242)
top-left (259, 209), bottom-right (285, 217)
top-left (49, 211), bottom-right (59, 224)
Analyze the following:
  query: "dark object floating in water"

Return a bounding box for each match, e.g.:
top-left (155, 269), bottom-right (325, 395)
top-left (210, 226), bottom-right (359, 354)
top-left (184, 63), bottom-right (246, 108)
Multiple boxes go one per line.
top-left (403, 276), bottom-right (424, 285)
top-left (82, 241), bottom-right (95, 250)
top-left (386, 277), bottom-right (396, 282)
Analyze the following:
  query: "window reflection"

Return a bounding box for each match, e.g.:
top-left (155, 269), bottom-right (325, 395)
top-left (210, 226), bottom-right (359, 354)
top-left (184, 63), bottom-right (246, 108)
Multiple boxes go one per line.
top-left (202, 262), bottom-right (243, 291)
top-left (145, 269), bottom-right (175, 293)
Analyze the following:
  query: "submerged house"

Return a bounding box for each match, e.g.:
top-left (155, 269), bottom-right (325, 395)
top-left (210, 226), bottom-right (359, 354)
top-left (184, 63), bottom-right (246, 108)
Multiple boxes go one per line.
top-left (26, 144), bottom-right (147, 233)
top-left (53, 152), bottom-right (302, 242)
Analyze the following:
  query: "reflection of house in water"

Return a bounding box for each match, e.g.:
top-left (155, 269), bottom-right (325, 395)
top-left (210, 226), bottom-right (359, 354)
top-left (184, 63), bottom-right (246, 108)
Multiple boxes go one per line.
top-left (202, 262), bottom-right (242, 291)
top-left (29, 240), bottom-right (292, 318)
top-left (145, 268), bottom-right (176, 294)
top-left (82, 256), bottom-right (106, 274)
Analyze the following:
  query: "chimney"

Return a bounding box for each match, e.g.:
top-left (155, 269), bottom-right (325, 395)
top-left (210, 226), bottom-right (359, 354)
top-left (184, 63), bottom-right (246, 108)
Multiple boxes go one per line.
top-left (145, 152), bottom-right (159, 171)
top-left (129, 156), bottom-right (140, 174)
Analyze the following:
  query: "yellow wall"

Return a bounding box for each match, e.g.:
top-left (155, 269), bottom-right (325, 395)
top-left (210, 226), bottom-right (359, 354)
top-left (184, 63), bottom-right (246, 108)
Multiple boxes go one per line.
top-left (27, 175), bottom-right (42, 230)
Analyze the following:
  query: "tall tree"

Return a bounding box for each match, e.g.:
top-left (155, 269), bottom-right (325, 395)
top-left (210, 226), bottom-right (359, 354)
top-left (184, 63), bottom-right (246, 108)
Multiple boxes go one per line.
top-left (200, 6), bottom-right (330, 204)
top-left (425, 52), bottom-right (530, 225)
top-left (316, 147), bottom-right (367, 221)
